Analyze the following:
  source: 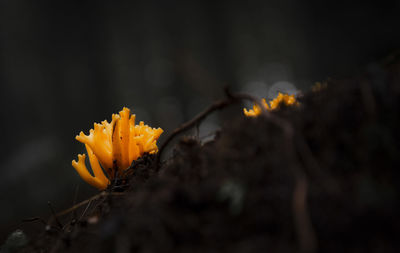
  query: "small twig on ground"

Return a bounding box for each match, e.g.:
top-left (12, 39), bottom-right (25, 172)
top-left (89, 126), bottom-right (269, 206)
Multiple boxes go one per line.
top-left (48, 201), bottom-right (63, 229)
top-left (295, 136), bottom-right (339, 194)
top-left (22, 217), bottom-right (47, 226)
top-left (72, 185), bottom-right (80, 220)
top-left (51, 192), bottom-right (124, 220)
top-left (78, 200), bottom-right (92, 222)
top-left (292, 175), bottom-right (318, 253)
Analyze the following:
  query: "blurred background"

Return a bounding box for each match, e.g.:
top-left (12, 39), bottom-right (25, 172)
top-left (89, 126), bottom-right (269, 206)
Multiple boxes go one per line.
top-left (0, 0), bottom-right (399, 241)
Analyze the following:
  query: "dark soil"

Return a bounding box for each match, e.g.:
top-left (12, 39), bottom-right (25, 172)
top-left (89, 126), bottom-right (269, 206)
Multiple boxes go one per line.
top-left (13, 54), bottom-right (400, 253)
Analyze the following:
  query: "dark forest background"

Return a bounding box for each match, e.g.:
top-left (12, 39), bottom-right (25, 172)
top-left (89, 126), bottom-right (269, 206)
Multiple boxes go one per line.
top-left (0, 0), bottom-right (399, 242)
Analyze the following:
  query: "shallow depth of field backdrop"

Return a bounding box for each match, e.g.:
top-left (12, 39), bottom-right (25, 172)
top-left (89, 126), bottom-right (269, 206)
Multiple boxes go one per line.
top-left (0, 0), bottom-right (399, 241)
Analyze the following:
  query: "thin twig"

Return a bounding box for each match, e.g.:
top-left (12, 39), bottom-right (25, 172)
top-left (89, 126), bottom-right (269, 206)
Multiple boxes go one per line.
top-left (53, 192), bottom-right (124, 219)
top-left (156, 89), bottom-right (262, 166)
top-left (78, 200), bottom-right (92, 222)
top-left (268, 111), bottom-right (316, 252)
top-left (296, 136), bottom-right (339, 194)
top-left (292, 175), bottom-right (318, 253)
top-left (22, 217), bottom-right (47, 226)
top-left (72, 185), bottom-right (80, 220)
top-left (48, 201), bottom-right (63, 229)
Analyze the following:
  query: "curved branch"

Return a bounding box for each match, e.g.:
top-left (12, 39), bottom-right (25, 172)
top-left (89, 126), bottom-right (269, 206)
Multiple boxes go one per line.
top-left (155, 90), bottom-right (262, 167)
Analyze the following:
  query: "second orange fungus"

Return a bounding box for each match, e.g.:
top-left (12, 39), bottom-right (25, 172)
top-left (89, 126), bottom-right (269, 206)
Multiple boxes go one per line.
top-left (243, 93), bottom-right (299, 117)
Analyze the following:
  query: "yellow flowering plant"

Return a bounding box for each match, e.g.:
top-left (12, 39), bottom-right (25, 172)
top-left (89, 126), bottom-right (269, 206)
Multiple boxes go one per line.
top-left (243, 93), bottom-right (299, 117)
top-left (72, 107), bottom-right (163, 190)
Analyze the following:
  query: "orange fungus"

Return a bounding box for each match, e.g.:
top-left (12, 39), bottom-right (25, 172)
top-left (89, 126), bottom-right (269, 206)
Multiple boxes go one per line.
top-left (72, 107), bottom-right (163, 190)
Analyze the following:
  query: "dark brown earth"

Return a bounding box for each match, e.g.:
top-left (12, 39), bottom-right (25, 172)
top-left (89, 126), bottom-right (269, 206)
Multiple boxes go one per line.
top-left (9, 54), bottom-right (400, 252)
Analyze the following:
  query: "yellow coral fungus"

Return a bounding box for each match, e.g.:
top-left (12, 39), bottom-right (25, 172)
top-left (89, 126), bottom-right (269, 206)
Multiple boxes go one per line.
top-left (72, 107), bottom-right (163, 190)
top-left (243, 93), bottom-right (299, 117)
top-left (243, 98), bottom-right (269, 117)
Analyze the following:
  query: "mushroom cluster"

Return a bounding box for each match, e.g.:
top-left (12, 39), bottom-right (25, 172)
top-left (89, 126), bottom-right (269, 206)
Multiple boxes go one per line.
top-left (72, 107), bottom-right (163, 190)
